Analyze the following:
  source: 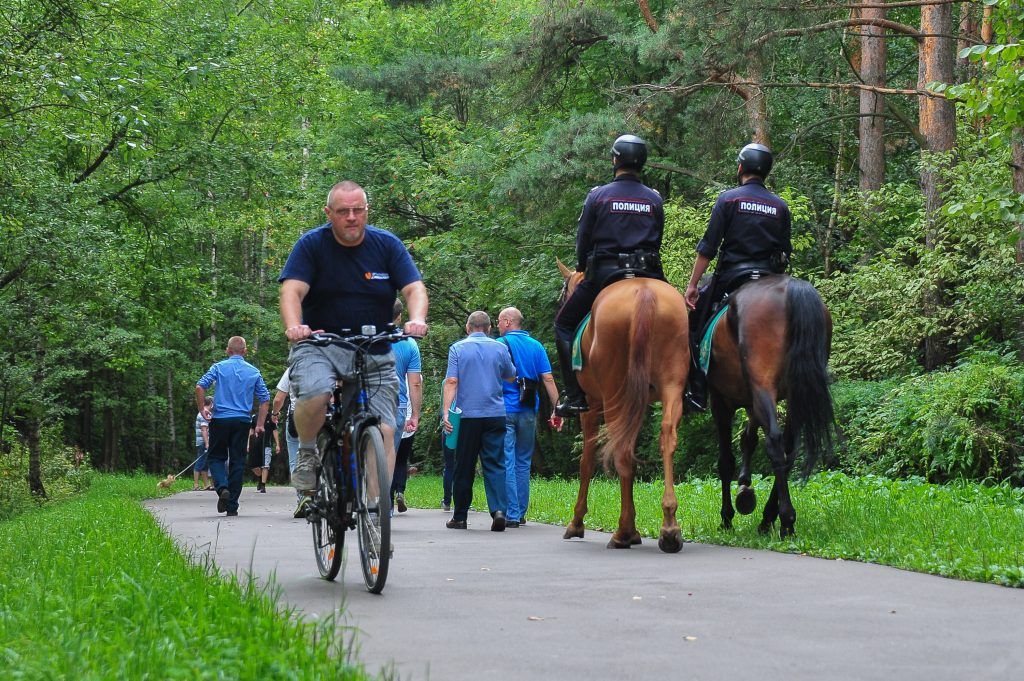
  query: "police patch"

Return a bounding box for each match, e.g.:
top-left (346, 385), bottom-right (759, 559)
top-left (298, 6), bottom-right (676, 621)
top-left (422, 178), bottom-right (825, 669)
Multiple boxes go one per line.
top-left (364, 272), bottom-right (390, 280)
top-left (610, 200), bottom-right (653, 215)
top-left (738, 201), bottom-right (779, 217)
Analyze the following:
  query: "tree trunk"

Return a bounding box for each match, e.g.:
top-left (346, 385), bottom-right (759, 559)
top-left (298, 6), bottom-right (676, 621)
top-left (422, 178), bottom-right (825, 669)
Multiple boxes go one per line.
top-left (1014, 129), bottom-right (1024, 355)
top-left (919, 2), bottom-right (957, 370)
top-left (957, 2), bottom-right (977, 66)
top-left (210, 227), bottom-right (218, 351)
top-left (103, 402), bottom-right (115, 471)
top-left (825, 120), bottom-right (846, 276)
top-left (26, 415), bottom-right (47, 498)
top-left (981, 4), bottom-right (994, 44)
top-left (859, 4), bottom-right (887, 191)
top-left (166, 366), bottom-right (176, 452)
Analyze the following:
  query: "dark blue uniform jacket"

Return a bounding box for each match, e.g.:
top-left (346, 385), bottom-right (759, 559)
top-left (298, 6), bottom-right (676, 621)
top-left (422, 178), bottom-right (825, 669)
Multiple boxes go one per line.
top-left (697, 179), bottom-right (792, 271)
top-left (575, 174), bottom-right (664, 271)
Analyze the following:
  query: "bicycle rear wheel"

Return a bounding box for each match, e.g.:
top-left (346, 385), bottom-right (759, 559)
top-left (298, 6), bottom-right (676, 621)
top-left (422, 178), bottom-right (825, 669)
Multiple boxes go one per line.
top-left (311, 440), bottom-right (344, 581)
top-left (356, 425), bottom-right (391, 593)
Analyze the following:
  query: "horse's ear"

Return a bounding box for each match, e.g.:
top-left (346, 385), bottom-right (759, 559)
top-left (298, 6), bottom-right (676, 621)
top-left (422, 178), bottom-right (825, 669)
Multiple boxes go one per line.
top-left (556, 258), bottom-right (573, 279)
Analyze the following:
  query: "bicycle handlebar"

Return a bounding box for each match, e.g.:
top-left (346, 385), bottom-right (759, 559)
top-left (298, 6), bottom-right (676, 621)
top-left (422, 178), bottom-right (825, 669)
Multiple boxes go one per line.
top-left (298, 326), bottom-right (421, 349)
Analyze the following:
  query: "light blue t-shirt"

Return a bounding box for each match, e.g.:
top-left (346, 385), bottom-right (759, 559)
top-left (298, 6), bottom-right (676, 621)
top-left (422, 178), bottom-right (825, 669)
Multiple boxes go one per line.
top-left (445, 332), bottom-right (515, 418)
top-left (196, 355), bottom-right (271, 421)
top-left (393, 338), bottom-right (422, 408)
top-left (498, 331), bottom-right (553, 414)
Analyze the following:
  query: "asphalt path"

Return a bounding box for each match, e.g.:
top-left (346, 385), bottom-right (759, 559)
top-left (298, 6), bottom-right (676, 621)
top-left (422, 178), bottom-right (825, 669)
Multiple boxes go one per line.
top-left (147, 486), bottom-right (1024, 681)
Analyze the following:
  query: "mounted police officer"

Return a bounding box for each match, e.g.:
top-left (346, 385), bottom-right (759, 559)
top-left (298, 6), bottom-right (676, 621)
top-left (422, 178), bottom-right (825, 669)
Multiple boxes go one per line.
top-left (554, 134), bottom-right (665, 416)
top-left (683, 143), bottom-right (792, 412)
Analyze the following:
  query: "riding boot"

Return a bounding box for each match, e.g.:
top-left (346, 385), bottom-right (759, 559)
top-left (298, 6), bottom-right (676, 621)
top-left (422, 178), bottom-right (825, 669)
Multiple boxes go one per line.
top-left (684, 346), bottom-right (708, 413)
top-left (554, 337), bottom-right (589, 416)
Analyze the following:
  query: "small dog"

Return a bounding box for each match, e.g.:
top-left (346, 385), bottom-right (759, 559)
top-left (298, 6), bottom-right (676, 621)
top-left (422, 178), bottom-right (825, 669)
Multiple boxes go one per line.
top-left (156, 474), bottom-right (176, 489)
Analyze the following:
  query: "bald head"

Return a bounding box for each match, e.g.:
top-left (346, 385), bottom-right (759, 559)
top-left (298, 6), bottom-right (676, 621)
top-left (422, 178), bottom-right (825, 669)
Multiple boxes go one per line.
top-left (227, 336), bottom-right (247, 356)
top-left (466, 311), bottom-right (491, 333)
top-left (326, 180), bottom-right (367, 207)
top-left (498, 307), bottom-right (523, 330)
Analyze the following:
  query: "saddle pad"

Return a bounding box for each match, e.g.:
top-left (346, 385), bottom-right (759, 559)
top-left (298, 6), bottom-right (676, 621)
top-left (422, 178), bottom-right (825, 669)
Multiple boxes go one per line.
top-left (571, 313), bottom-right (592, 371)
top-left (699, 305), bottom-right (730, 375)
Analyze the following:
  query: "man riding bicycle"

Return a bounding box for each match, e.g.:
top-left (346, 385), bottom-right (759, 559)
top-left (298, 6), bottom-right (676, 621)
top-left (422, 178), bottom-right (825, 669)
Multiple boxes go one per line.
top-left (279, 180), bottom-right (429, 517)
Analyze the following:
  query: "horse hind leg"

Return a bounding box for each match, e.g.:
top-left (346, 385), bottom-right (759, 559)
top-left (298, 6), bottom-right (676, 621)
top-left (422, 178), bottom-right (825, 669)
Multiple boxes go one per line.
top-left (735, 419), bottom-right (759, 516)
top-left (713, 402), bottom-right (738, 530)
top-left (564, 410), bottom-right (600, 540)
top-left (608, 441), bottom-right (641, 549)
top-left (657, 391), bottom-right (683, 553)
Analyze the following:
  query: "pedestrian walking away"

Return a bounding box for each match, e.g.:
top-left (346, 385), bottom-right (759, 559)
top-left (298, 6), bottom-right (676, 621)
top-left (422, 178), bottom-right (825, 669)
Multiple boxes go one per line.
top-left (195, 336), bottom-right (271, 517)
top-left (442, 311), bottom-right (516, 532)
top-left (496, 306), bottom-right (562, 527)
top-left (193, 396), bottom-right (214, 491)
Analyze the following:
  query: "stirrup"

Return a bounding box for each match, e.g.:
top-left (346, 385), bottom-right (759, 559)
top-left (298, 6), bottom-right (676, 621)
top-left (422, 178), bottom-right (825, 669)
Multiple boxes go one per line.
top-left (683, 392), bottom-right (707, 414)
top-left (555, 398), bottom-right (589, 417)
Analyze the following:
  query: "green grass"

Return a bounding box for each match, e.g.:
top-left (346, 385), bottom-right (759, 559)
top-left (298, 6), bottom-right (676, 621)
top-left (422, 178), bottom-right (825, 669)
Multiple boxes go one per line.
top-left (404, 471), bottom-right (1024, 587)
top-left (0, 474), bottom-right (368, 680)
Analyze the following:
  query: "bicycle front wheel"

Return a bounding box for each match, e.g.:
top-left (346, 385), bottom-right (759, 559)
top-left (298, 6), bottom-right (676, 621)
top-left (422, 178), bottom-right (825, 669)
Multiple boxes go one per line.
top-left (356, 425), bottom-right (391, 593)
top-left (311, 442), bottom-right (344, 581)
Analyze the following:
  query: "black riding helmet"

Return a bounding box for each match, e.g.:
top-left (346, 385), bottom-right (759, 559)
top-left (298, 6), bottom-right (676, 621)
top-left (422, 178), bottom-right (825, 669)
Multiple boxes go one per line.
top-left (611, 134), bottom-right (648, 172)
top-left (736, 143), bottom-right (773, 179)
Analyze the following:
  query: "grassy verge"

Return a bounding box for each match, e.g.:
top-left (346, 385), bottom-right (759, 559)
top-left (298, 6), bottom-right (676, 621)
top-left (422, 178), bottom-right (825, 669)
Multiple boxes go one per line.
top-left (404, 472), bottom-right (1024, 587)
top-left (0, 474), bottom-right (367, 680)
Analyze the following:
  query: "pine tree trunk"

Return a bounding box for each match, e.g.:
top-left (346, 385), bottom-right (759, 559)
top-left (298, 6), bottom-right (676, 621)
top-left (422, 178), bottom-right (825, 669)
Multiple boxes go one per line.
top-left (210, 228), bottom-right (218, 351)
top-left (919, 2), bottom-right (957, 370)
top-left (859, 4), bottom-right (887, 191)
top-left (166, 367), bottom-right (176, 452)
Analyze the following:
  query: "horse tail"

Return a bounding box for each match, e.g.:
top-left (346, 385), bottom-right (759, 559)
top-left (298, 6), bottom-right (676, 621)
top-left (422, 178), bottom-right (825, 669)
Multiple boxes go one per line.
top-left (601, 285), bottom-right (655, 471)
top-left (785, 279), bottom-right (834, 474)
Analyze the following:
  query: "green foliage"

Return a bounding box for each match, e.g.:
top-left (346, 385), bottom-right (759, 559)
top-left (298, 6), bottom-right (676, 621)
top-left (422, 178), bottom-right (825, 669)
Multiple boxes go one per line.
top-left (839, 352), bottom-right (1024, 483)
top-left (0, 474), bottom-right (366, 679)
top-left (0, 425), bottom-right (94, 521)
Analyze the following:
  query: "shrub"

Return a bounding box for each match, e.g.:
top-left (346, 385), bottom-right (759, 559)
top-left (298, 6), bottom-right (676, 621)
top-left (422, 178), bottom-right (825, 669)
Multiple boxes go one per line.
top-left (840, 351), bottom-right (1024, 483)
top-left (0, 425), bottom-right (94, 521)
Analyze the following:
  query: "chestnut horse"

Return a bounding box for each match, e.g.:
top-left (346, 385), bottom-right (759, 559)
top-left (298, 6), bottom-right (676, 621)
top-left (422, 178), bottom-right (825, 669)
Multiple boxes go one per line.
top-left (707, 274), bottom-right (833, 538)
top-left (557, 260), bottom-right (689, 552)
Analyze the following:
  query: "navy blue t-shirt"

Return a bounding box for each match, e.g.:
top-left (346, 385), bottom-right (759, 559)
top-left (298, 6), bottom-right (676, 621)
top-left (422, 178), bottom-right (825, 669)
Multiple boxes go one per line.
top-left (279, 224), bottom-right (421, 341)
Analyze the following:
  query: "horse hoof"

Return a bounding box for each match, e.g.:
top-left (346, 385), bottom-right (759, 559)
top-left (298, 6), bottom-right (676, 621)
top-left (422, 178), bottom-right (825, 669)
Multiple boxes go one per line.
top-left (780, 525), bottom-right (795, 540)
top-left (630, 533), bottom-right (642, 546)
top-left (563, 525), bottom-right (585, 540)
top-left (658, 530), bottom-right (683, 554)
top-left (757, 520), bottom-right (774, 535)
top-left (720, 518), bottom-right (733, 531)
top-left (607, 537), bottom-right (633, 549)
top-left (735, 486), bottom-right (756, 515)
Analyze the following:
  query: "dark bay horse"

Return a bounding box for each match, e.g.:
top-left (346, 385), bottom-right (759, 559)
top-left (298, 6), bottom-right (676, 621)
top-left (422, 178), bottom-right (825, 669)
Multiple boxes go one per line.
top-left (706, 274), bottom-right (833, 538)
top-left (557, 260), bottom-right (689, 552)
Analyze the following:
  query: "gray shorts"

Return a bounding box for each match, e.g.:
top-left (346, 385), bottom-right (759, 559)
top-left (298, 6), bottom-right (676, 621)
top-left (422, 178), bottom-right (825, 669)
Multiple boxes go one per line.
top-left (288, 342), bottom-right (399, 429)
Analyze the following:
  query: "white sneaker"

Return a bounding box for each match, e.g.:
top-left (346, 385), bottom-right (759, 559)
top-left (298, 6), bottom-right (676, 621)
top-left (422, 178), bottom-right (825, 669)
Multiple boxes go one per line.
top-left (291, 447), bottom-right (317, 492)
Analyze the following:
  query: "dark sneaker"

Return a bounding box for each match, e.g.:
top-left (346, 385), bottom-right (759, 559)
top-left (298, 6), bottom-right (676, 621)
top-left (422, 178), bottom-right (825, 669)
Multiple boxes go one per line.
top-left (226, 510), bottom-right (238, 517)
top-left (506, 519), bottom-right (520, 528)
top-left (217, 488), bottom-right (230, 513)
top-left (257, 482), bottom-right (266, 493)
top-left (446, 518), bottom-right (467, 529)
top-left (442, 502), bottom-right (451, 512)
top-left (293, 496), bottom-right (311, 519)
top-left (396, 493), bottom-right (407, 513)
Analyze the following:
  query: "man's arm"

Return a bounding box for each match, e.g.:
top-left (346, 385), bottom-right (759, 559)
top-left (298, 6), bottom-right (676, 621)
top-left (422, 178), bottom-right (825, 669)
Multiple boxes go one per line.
top-left (575, 195), bottom-right (596, 271)
top-left (401, 280), bottom-right (429, 337)
top-left (201, 423), bottom-right (210, 447)
top-left (195, 385), bottom-right (211, 421)
top-left (685, 253), bottom-right (712, 310)
top-left (540, 372), bottom-right (564, 432)
top-left (271, 389), bottom-right (287, 424)
top-left (406, 371), bottom-right (422, 432)
top-left (441, 377), bottom-right (457, 433)
top-left (280, 278), bottom-right (314, 342)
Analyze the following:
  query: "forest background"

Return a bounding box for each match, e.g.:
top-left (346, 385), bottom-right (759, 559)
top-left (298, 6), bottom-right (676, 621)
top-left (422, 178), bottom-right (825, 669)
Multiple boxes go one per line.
top-left (2, 0), bottom-right (1023, 515)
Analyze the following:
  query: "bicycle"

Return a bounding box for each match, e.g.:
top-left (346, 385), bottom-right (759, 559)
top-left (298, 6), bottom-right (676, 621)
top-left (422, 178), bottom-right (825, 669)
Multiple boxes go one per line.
top-left (297, 325), bottom-right (411, 593)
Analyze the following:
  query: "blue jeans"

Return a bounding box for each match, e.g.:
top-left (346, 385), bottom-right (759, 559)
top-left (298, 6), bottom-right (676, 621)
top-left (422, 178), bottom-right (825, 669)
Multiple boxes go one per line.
top-left (206, 418), bottom-right (251, 513)
top-left (504, 410), bottom-right (537, 522)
